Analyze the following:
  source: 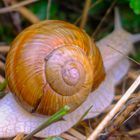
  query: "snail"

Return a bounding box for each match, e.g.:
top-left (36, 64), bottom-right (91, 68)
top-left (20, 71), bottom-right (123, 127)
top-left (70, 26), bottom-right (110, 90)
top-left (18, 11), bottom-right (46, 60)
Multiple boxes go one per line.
top-left (5, 20), bottom-right (105, 115)
top-left (0, 8), bottom-right (139, 138)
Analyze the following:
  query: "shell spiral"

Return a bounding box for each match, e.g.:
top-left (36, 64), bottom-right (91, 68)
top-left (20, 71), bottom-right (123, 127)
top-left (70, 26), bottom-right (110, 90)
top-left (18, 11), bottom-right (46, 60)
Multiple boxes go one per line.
top-left (5, 20), bottom-right (105, 115)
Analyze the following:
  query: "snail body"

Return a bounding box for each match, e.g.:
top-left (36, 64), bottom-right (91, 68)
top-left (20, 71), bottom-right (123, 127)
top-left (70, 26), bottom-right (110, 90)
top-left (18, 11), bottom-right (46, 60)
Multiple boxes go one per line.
top-left (5, 20), bottom-right (105, 115)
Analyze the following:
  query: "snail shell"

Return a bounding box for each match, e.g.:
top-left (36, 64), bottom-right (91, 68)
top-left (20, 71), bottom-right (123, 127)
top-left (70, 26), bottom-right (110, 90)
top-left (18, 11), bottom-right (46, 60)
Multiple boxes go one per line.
top-left (5, 20), bottom-right (105, 115)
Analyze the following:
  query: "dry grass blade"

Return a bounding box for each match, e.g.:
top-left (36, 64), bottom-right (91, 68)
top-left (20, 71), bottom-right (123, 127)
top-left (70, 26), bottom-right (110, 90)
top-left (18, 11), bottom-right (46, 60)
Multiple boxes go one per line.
top-left (87, 75), bottom-right (140, 140)
top-left (80, 0), bottom-right (91, 28)
top-left (0, 0), bottom-right (39, 14)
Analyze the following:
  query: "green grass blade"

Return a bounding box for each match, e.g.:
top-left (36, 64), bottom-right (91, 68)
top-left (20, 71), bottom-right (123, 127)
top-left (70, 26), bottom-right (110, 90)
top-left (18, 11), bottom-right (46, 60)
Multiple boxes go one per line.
top-left (23, 105), bottom-right (70, 140)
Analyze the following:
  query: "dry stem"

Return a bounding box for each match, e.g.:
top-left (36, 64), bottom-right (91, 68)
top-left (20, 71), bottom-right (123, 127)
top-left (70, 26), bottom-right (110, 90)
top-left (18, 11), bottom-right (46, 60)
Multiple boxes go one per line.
top-left (68, 128), bottom-right (86, 140)
top-left (13, 133), bottom-right (24, 140)
top-left (60, 133), bottom-right (78, 140)
top-left (128, 71), bottom-right (140, 80)
top-left (0, 61), bottom-right (4, 71)
top-left (0, 75), bottom-right (4, 82)
top-left (47, 0), bottom-right (52, 20)
top-left (114, 93), bottom-right (139, 101)
top-left (0, 0), bottom-right (39, 14)
top-left (106, 98), bottom-right (140, 136)
top-left (87, 75), bottom-right (140, 140)
top-left (92, 0), bottom-right (117, 38)
top-left (0, 46), bottom-right (10, 54)
top-left (128, 128), bottom-right (140, 136)
top-left (80, 0), bottom-right (91, 28)
top-left (74, 0), bottom-right (103, 25)
top-left (16, 7), bottom-right (40, 24)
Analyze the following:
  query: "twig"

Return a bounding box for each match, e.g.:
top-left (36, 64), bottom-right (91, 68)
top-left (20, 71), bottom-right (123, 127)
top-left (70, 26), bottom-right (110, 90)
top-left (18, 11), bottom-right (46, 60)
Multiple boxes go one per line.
top-left (114, 93), bottom-right (139, 101)
top-left (106, 97), bottom-right (140, 137)
top-left (13, 133), bottom-right (24, 140)
top-left (80, 121), bottom-right (93, 137)
top-left (121, 77), bottom-right (127, 95)
top-left (123, 105), bottom-right (140, 125)
top-left (68, 128), bottom-right (86, 140)
top-left (0, 54), bottom-right (6, 62)
top-left (0, 61), bottom-right (4, 71)
top-left (0, 0), bottom-right (39, 14)
top-left (87, 75), bottom-right (140, 140)
top-left (104, 104), bottom-right (115, 113)
top-left (16, 7), bottom-right (40, 23)
top-left (128, 71), bottom-right (140, 80)
top-left (92, 0), bottom-right (117, 38)
top-left (60, 133), bottom-right (78, 140)
top-left (80, 0), bottom-right (91, 28)
top-left (2, 0), bottom-right (22, 32)
top-left (128, 128), bottom-right (140, 136)
top-left (3, 0), bottom-right (40, 24)
top-left (0, 75), bottom-right (4, 83)
top-left (47, 0), bottom-right (52, 20)
top-left (0, 46), bottom-right (10, 54)
top-left (74, 0), bottom-right (103, 25)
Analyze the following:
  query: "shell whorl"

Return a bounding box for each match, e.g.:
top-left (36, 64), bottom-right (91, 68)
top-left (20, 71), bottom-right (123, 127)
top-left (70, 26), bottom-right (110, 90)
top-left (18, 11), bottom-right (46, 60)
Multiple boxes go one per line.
top-left (45, 46), bottom-right (93, 96)
top-left (5, 20), bottom-right (105, 115)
